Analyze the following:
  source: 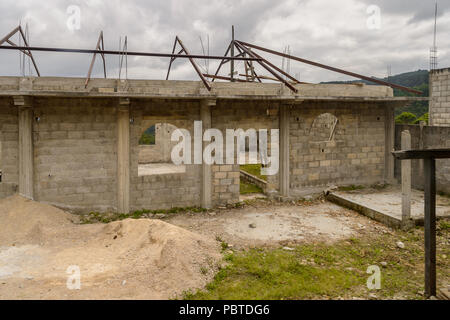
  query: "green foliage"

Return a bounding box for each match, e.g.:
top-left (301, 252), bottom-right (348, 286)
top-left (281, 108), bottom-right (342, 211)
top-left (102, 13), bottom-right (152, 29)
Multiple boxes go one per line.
top-left (240, 181), bottom-right (263, 195)
top-left (79, 206), bottom-right (208, 224)
top-left (240, 164), bottom-right (267, 181)
top-left (413, 113), bottom-right (429, 125)
top-left (322, 70), bottom-right (430, 118)
top-left (395, 112), bottom-right (417, 124)
top-left (337, 185), bottom-right (365, 191)
top-left (139, 132), bottom-right (155, 145)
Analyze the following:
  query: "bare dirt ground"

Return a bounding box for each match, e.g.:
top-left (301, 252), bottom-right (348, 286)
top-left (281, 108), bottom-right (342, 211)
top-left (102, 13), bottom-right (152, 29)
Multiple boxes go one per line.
top-left (166, 198), bottom-right (393, 249)
top-left (0, 195), bottom-right (221, 300)
top-left (0, 195), bottom-right (398, 300)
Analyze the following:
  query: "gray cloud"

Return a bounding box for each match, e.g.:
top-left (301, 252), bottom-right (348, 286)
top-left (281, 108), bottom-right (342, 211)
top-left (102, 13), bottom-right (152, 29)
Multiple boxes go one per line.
top-left (0, 0), bottom-right (449, 83)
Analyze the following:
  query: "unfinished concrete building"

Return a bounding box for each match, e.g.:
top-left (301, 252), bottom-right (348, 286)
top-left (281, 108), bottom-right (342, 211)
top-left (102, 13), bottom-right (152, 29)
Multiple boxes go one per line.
top-left (0, 27), bottom-right (427, 213)
top-left (0, 76), bottom-right (421, 213)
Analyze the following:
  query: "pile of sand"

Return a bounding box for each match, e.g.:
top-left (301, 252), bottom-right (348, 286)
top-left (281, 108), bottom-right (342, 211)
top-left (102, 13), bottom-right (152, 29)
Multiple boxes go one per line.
top-left (0, 195), bottom-right (221, 299)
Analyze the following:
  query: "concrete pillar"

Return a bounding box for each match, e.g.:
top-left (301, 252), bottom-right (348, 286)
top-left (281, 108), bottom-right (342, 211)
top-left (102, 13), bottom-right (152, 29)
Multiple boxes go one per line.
top-left (200, 99), bottom-right (215, 208)
top-left (14, 96), bottom-right (34, 199)
top-left (384, 104), bottom-right (395, 183)
top-left (401, 130), bottom-right (411, 223)
top-left (279, 104), bottom-right (290, 198)
top-left (117, 98), bottom-right (130, 213)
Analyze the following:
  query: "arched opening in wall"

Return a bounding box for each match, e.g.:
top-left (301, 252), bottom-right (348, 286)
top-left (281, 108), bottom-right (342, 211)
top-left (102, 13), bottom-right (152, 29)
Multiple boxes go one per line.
top-left (309, 113), bottom-right (339, 142)
top-left (139, 124), bottom-right (156, 145)
top-left (138, 123), bottom-right (186, 176)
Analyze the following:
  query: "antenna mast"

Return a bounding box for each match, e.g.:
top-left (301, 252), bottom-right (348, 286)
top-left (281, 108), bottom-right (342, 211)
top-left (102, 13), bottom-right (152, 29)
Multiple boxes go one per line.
top-left (430, 1), bottom-right (438, 71)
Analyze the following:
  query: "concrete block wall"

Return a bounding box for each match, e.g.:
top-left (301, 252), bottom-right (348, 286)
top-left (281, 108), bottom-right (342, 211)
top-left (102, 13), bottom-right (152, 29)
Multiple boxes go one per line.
top-left (0, 98), bottom-right (19, 198)
top-left (395, 124), bottom-right (450, 194)
top-left (212, 164), bottom-right (240, 205)
top-left (0, 93), bottom-right (396, 212)
top-left (130, 99), bottom-right (202, 211)
top-left (33, 98), bottom-right (118, 212)
top-left (289, 101), bottom-right (386, 192)
top-left (430, 68), bottom-right (450, 126)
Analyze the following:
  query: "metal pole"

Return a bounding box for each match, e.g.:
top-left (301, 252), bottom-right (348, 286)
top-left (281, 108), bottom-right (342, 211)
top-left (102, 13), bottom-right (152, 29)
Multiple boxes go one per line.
top-left (424, 157), bottom-right (436, 298)
top-left (230, 26), bottom-right (235, 82)
top-left (236, 40), bottom-right (423, 95)
top-left (0, 45), bottom-right (260, 61)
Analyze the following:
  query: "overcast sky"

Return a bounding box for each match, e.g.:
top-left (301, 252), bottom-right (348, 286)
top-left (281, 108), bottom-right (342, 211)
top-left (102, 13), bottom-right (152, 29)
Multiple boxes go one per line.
top-left (0, 0), bottom-right (448, 83)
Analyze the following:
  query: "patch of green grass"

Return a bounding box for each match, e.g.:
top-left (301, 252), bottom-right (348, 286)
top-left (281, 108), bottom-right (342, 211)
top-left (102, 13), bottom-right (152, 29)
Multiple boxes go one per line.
top-left (240, 164), bottom-right (267, 181)
top-left (438, 191), bottom-right (450, 199)
top-left (370, 183), bottom-right (389, 190)
top-left (79, 206), bottom-right (208, 224)
top-left (240, 181), bottom-right (263, 195)
top-left (439, 220), bottom-right (450, 231)
top-left (184, 228), bottom-right (450, 300)
top-left (338, 185), bottom-right (365, 192)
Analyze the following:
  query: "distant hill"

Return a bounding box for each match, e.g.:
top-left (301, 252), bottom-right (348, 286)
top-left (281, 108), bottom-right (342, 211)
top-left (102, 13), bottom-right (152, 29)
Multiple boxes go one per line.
top-left (321, 70), bottom-right (429, 117)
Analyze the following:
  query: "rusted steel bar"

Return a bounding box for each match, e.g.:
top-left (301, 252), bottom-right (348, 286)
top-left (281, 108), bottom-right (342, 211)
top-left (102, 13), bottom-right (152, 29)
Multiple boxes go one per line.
top-left (165, 48), bottom-right (185, 80)
top-left (6, 40), bottom-right (31, 57)
top-left (222, 51), bottom-right (245, 64)
top-left (211, 42), bottom-right (231, 82)
top-left (235, 41), bottom-right (298, 93)
top-left (100, 34), bottom-right (107, 78)
top-left (1, 26), bottom-right (40, 76)
top-left (236, 40), bottom-right (423, 95)
top-left (166, 37), bottom-right (180, 80)
top-left (231, 26), bottom-right (235, 82)
top-left (0, 26), bottom-right (20, 45)
top-left (85, 31), bottom-right (106, 87)
top-left (234, 44), bottom-right (262, 83)
top-left (203, 74), bottom-right (250, 82)
top-left (17, 26), bottom-right (40, 77)
top-left (247, 49), bottom-right (301, 84)
top-left (175, 37), bottom-right (211, 91)
top-left (0, 45), bottom-right (260, 61)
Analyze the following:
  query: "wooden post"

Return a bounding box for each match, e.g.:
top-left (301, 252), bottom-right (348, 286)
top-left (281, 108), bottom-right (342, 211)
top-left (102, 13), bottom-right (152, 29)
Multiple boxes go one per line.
top-left (393, 149), bottom-right (450, 299)
top-left (424, 157), bottom-right (436, 297)
top-left (401, 130), bottom-right (411, 225)
top-left (117, 98), bottom-right (130, 213)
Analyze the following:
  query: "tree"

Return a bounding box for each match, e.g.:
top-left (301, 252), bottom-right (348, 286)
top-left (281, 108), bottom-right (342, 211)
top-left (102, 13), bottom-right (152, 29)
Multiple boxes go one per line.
top-left (395, 112), bottom-right (417, 124)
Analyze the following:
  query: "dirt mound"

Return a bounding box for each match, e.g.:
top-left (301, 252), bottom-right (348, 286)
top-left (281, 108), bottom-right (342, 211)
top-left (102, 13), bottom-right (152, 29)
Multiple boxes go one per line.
top-left (0, 195), bottom-right (221, 299)
top-left (0, 195), bottom-right (75, 246)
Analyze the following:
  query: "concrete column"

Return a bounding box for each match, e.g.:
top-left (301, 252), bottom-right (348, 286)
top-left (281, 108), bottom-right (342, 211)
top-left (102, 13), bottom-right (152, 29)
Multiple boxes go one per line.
top-left (279, 104), bottom-right (290, 198)
top-left (200, 99), bottom-right (215, 208)
top-left (384, 104), bottom-right (395, 183)
top-left (401, 130), bottom-right (411, 223)
top-left (14, 96), bottom-right (34, 199)
top-left (117, 98), bottom-right (130, 213)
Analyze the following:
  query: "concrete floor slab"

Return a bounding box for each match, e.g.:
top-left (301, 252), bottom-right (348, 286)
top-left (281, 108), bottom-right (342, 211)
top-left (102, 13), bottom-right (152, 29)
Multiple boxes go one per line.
top-left (328, 185), bottom-right (450, 228)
